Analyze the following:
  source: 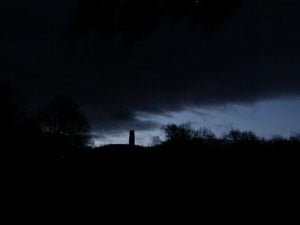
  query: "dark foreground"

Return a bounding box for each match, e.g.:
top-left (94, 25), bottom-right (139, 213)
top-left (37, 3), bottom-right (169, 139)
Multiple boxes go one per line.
top-left (88, 143), bottom-right (299, 164)
top-left (7, 141), bottom-right (298, 165)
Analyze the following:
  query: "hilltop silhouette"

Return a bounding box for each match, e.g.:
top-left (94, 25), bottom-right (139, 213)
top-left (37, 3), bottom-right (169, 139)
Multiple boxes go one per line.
top-left (0, 84), bottom-right (300, 162)
top-left (0, 84), bottom-right (299, 163)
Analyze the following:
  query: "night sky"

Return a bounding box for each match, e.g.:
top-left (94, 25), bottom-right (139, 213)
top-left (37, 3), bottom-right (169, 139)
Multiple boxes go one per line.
top-left (1, 0), bottom-right (300, 145)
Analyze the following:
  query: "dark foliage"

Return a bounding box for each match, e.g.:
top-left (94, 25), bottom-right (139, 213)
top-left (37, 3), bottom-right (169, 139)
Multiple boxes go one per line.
top-left (0, 84), bottom-right (91, 160)
top-left (37, 97), bottom-right (90, 148)
top-left (162, 123), bottom-right (199, 143)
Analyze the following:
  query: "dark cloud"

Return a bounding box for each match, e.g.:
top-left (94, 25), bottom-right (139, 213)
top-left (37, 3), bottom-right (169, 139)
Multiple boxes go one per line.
top-left (70, 0), bottom-right (241, 41)
top-left (1, 0), bottom-right (300, 133)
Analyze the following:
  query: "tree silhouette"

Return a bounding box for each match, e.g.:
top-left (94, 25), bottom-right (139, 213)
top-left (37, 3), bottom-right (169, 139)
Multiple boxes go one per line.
top-left (223, 129), bottom-right (259, 144)
top-left (162, 123), bottom-right (198, 143)
top-left (151, 136), bottom-right (162, 147)
top-left (196, 127), bottom-right (216, 139)
top-left (37, 97), bottom-right (90, 148)
top-left (290, 134), bottom-right (300, 143)
top-left (162, 123), bottom-right (218, 145)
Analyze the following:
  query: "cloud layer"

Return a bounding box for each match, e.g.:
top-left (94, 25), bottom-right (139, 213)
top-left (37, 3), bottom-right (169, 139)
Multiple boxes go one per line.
top-left (1, 0), bottom-right (300, 132)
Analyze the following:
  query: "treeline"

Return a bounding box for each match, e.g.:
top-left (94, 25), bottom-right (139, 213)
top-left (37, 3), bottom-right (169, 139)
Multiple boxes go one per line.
top-left (1, 83), bottom-right (299, 161)
top-left (159, 123), bottom-right (300, 146)
top-left (86, 123), bottom-right (299, 161)
top-left (146, 123), bottom-right (300, 162)
top-left (0, 83), bottom-right (90, 160)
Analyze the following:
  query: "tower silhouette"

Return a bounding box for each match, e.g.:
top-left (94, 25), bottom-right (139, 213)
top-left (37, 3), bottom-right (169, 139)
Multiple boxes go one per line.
top-left (129, 130), bottom-right (135, 146)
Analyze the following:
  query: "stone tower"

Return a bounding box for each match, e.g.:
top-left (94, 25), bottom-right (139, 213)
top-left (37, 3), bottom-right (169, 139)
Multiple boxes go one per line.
top-left (129, 130), bottom-right (135, 146)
